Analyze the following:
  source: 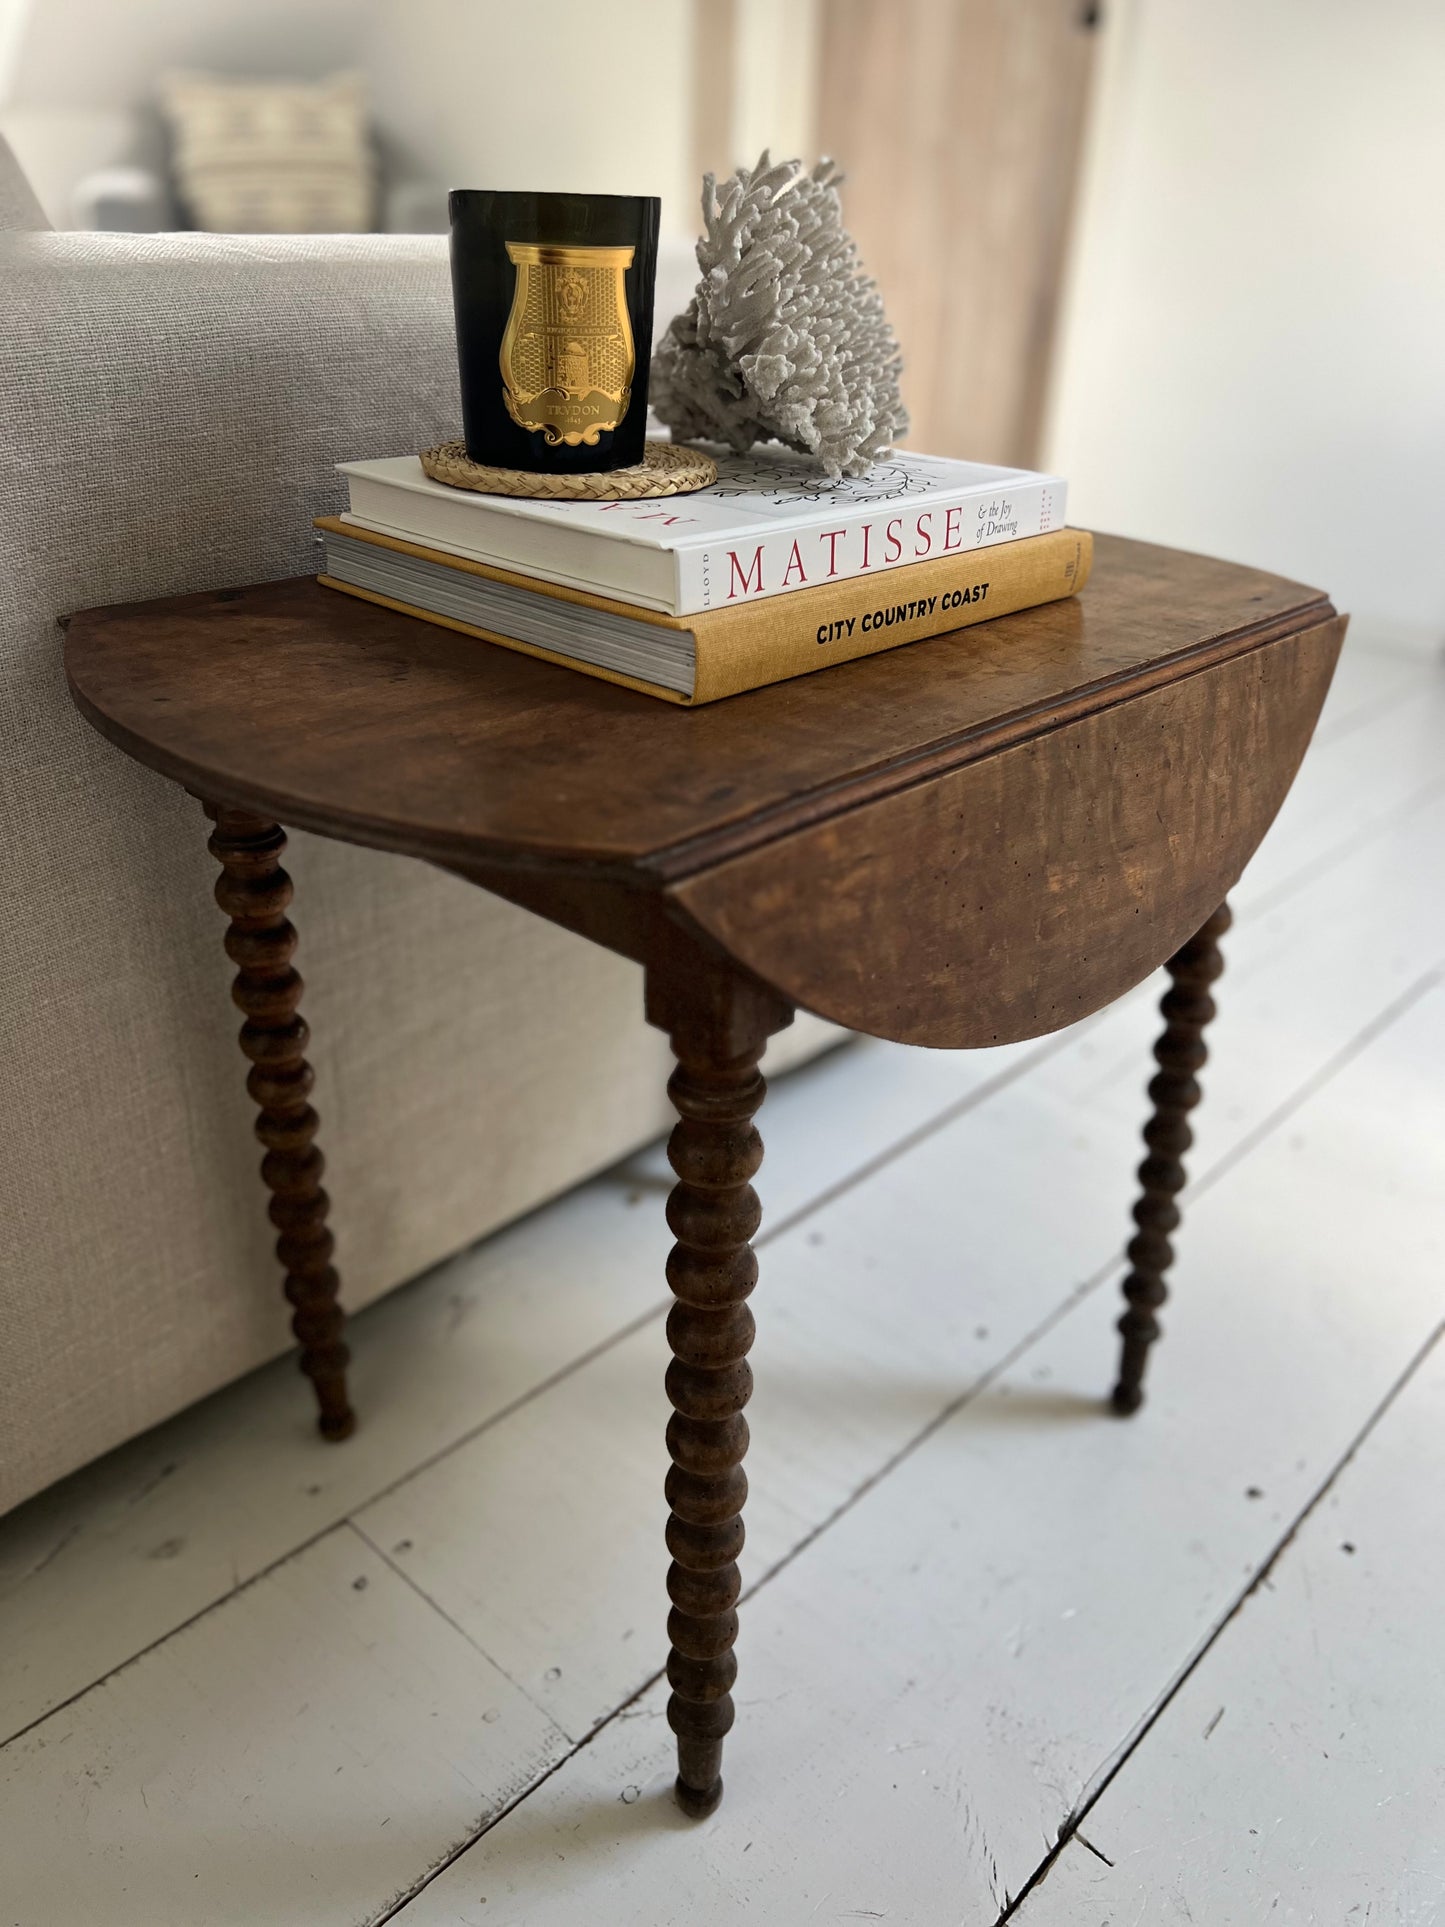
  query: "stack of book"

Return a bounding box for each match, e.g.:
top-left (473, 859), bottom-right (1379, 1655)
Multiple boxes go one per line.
top-left (316, 444), bottom-right (1091, 705)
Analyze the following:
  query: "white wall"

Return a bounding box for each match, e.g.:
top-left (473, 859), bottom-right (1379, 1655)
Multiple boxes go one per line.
top-left (4, 0), bottom-right (367, 105)
top-left (1, 0), bottom-right (697, 236)
top-left (732, 0), bottom-right (819, 174)
top-left (360, 0), bottom-right (694, 237)
top-left (0, 0), bottom-right (372, 220)
top-left (1045, 0), bottom-right (1445, 642)
top-left (0, 0), bottom-right (29, 98)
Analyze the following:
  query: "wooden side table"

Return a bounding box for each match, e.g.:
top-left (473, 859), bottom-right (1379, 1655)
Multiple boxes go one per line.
top-left (64, 535), bottom-right (1343, 1817)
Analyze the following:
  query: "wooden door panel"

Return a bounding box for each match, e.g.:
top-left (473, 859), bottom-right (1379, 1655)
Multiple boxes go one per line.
top-left (818, 0), bottom-right (1097, 465)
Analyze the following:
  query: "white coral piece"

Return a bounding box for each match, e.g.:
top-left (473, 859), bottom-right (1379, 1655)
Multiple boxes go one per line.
top-left (650, 151), bottom-right (907, 481)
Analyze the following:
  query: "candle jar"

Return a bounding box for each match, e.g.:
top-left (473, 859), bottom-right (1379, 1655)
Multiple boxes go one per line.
top-left (448, 188), bottom-right (661, 475)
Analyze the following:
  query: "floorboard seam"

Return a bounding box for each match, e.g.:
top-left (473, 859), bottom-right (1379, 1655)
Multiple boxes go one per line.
top-left (367, 1271), bottom-right (1138, 1921)
top-left (1242, 773), bottom-right (1445, 915)
top-left (344, 1520), bottom-right (567, 1734)
top-left (0, 1018), bottom-right (1083, 1753)
top-left (993, 1311), bottom-right (1445, 1924)
top-left (10, 679), bottom-right (1432, 1750)
top-left (7, 956), bottom-right (1435, 1776)
top-left (1182, 966), bottom-right (1444, 1208)
top-left (371, 1666), bottom-right (668, 1926)
top-left (338, 1023), bottom-right (1099, 1527)
top-left (372, 962), bottom-right (1445, 1921)
top-left (735, 968), bottom-right (1445, 1623)
top-left (0, 1517), bottom-right (363, 1749)
top-left (758, 1019), bottom-right (1114, 1248)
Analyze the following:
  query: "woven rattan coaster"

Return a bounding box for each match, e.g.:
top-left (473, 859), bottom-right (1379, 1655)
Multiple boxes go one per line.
top-left (419, 438), bottom-right (718, 501)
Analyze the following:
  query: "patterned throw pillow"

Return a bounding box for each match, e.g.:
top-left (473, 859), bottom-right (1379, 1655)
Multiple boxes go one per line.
top-left (157, 71), bottom-right (376, 233)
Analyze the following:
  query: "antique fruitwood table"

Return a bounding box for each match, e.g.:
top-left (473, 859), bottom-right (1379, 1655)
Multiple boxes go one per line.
top-left (64, 535), bottom-right (1343, 1817)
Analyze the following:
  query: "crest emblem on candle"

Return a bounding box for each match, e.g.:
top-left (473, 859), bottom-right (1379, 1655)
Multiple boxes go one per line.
top-left (500, 241), bottom-right (636, 447)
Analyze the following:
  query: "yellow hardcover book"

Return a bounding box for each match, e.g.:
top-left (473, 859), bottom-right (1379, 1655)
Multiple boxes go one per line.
top-left (314, 517), bottom-right (1092, 705)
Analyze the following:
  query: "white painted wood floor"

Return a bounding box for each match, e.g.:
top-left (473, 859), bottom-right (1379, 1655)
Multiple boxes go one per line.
top-left (3, 628), bottom-right (1443, 1927)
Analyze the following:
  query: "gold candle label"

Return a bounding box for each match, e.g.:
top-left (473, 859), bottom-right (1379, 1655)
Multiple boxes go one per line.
top-left (500, 241), bottom-right (636, 447)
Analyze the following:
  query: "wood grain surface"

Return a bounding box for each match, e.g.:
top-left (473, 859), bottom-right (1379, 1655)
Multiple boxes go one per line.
top-left (659, 996), bottom-right (774, 1817)
top-left (64, 538), bottom-right (1341, 1047)
top-left (204, 803), bottom-right (354, 1440)
top-left (818, 0), bottom-right (1097, 466)
top-left (63, 538), bottom-right (1333, 881)
top-left (670, 618), bottom-right (1343, 1044)
top-left (1111, 902), bottom-right (1231, 1416)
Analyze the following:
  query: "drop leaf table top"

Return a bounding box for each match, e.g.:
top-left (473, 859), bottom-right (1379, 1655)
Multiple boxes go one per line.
top-left (65, 534), bottom-right (1343, 1050)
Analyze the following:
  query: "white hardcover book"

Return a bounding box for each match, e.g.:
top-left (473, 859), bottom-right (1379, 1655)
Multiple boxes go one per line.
top-left (337, 444), bottom-right (1066, 618)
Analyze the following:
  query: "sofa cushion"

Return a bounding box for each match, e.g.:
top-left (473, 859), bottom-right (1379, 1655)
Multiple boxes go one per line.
top-left (158, 70), bottom-right (375, 232)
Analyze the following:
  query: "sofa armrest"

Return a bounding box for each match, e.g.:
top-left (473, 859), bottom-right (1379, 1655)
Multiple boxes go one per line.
top-left (1, 228), bottom-right (460, 628)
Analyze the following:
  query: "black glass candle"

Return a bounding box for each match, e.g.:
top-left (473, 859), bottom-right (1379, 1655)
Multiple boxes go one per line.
top-left (448, 189), bottom-right (660, 475)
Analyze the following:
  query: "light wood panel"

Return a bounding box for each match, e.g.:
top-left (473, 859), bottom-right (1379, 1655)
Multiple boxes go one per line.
top-left (818, 0), bottom-right (1099, 463)
top-left (690, 0), bottom-right (739, 188)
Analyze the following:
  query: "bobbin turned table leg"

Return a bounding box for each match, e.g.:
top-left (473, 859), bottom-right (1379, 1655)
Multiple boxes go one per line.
top-left (204, 803), bottom-right (354, 1441)
top-left (647, 953), bottom-right (792, 1818)
top-left (1112, 900), bottom-right (1232, 1416)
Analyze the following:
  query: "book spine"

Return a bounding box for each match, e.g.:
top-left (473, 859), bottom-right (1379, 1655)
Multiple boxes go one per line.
top-left (687, 528), bottom-right (1091, 704)
top-left (676, 477), bottom-right (1064, 616)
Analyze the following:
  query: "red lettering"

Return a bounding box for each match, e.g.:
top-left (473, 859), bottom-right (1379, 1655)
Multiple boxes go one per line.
top-left (860, 521), bottom-right (874, 570)
top-left (884, 518), bottom-right (903, 563)
top-left (727, 546), bottom-right (765, 599)
top-left (914, 510), bottom-right (933, 558)
top-left (944, 506), bottom-right (963, 551)
top-left (820, 527), bottom-right (847, 576)
top-left (781, 540), bottom-right (808, 588)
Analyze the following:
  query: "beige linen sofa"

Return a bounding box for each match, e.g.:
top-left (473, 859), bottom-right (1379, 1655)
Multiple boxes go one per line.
top-left (0, 137), bottom-right (832, 1515)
